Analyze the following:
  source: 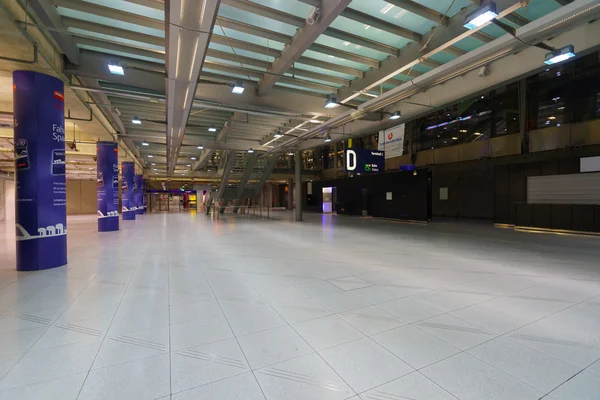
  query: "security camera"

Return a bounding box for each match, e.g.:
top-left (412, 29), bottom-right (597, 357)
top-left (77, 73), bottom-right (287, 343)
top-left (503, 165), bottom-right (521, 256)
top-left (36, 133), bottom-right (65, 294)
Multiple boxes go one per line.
top-left (478, 65), bottom-right (490, 78)
top-left (306, 6), bottom-right (321, 25)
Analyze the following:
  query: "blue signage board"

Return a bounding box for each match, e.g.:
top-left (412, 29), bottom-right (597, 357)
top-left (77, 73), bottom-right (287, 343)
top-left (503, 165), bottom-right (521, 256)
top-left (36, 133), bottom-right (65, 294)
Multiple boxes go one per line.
top-left (135, 174), bottom-right (143, 215)
top-left (13, 71), bottom-right (67, 271)
top-left (122, 162), bottom-right (136, 220)
top-left (97, 142), bottom-right (119, 231)
top-left (344, 149), bottom-right (385, 174)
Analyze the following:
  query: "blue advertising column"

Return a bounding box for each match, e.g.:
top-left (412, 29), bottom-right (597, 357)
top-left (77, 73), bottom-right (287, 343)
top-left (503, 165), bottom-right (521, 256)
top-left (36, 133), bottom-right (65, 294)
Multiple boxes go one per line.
top-left (122, 162), bottom-right (135, 220)
top-left (97, 142), bottom-right (119, 231)
top-left (13, 71), bottom-right (67, 271)
top-left (135, 174), bottom-right (143, 215)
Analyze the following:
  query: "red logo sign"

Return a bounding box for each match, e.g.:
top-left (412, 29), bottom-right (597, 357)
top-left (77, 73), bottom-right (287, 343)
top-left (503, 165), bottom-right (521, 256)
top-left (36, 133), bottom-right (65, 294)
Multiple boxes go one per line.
top-left (53, 91), bottom-right (64, 101)
top-left (388, 132), bottom-right (393, 140)
top-left (13, 84), bottom-right (16, 92)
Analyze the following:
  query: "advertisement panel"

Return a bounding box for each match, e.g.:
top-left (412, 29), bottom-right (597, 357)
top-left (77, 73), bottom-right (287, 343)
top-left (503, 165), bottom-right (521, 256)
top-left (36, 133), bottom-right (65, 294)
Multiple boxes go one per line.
top-left (97, 142), bottom-right (119, 231)
top-left (122, 162), bottom-right (136, 220)
top-left (344, 149), bottom-right (385, 174)
top-left (378, 123), bottom-right (405, 159)
top-left (135, 174), bottom-right (143, 215)
top-left (13, 71), bottom-right (67, 271)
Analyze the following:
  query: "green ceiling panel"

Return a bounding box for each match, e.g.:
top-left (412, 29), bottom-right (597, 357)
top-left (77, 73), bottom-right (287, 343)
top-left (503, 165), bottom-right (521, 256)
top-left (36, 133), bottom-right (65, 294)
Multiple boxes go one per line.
top-left (218, 4), bottom-right (299, 36)
top-left (92, 0), bottom-right (164, 20)
top-left (204, 56), bottom-right (267, 72)
top-left (246, 0), bottom-right (312, 18)
top-left (454, 36), bottom-right (483, 53)
top-left (302, 49), bottom-right (372, 71)
top-left (208, 43), bottom-right (275, 63)
top-left (417, 0), bottom-right (473, 16)
top-left (313, 35), bottom-right (390, 61)
top-left (213, 25), bottom-right (286, 48)
top-left (78, 44), bottom-right (165, 64)
top-left (429, 52), bottom-right (454, 64)
top-left (347, 0), bottom-right (437, 34)
top-left (330, 16), bottom-right (411, 48)
top-left (57, 8), bottom-right (165, 37)
top-left (293, 62), bottom-right (356, 81)
top-left (202, 67), bottom-right (259, 81)
top-left (68, 28), bottom-right (165, 52)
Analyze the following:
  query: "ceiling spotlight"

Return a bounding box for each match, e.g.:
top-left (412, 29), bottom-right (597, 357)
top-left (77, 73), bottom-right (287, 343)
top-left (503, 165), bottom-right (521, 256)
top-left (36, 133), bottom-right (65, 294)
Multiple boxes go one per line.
top-left (108, 62), bottom-right (124, 75)
top-left (147, 154), bottom-right (153, 158)
top-left (132, 116), bottom-right (142, 125)
top-left (274, 131), bottom-right (283, 138)
top-left (191, 157), bottom-right (196, 160)
top-left (288, 152), bottom-right (294, 156)
top-left (474, 132), bottom-right (482, 136)
top-left (208, 126), bottom-right (217, 132)
top-left (544, 45), bottom-right (575, 65)
top-left (389, 111), bottom-right (401, 120)
top-left (324, 134), bottom-right (332, 142)
top-left (231, 81), bottom-right (244, 94)
top-left (452, 137), bottom-right (458, 140)
top-left (153, 168), bottom-right (157, 171)
top-left (324, 97), bottom-right (339, 109)
top-left (142, 141), bottom-right (149, 146)
top-left (310, 119), bottom-right (321, 123)
top-left (248, 148), bottom-right (255, 153)
top-left (197, 145), bottom-right (204, 149)
top-left (464, 1), bottom-right (497, 30)
top-left (186, 164), bottom-right (191, 167)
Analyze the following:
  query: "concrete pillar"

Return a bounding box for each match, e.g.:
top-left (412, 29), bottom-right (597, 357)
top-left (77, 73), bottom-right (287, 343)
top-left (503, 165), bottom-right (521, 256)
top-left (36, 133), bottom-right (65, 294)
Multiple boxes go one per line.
top-left (295, 150), bottom-right (302, 221)
top-left (287, 178), bottom-right (293, 210)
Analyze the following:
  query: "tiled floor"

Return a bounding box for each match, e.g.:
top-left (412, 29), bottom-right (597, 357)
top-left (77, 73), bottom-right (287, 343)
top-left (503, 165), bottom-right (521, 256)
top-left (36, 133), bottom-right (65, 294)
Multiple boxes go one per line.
top-left (1, 212), bottom-right (600, 400)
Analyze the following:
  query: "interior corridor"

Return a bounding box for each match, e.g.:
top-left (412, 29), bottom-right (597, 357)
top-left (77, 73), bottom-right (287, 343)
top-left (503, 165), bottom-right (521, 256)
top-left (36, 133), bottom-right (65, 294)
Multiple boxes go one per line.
top-left (1, 213), bottom-right (600, 400)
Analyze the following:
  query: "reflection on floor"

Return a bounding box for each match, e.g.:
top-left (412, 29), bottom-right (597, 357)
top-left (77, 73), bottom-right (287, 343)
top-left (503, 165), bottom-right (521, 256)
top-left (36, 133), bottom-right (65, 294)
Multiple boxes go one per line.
top-left (1, 212), bottom-right (600, 400)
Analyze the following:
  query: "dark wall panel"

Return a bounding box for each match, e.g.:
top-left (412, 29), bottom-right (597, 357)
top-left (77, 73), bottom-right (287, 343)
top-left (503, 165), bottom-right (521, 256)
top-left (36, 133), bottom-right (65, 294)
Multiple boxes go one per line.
top-left (309, 170), bottom-right (430, 221)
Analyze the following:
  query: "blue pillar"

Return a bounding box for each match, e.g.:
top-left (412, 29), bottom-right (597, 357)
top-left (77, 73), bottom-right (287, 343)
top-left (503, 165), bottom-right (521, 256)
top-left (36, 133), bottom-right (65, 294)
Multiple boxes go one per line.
top-left (13, 71), bottom-right (67, 271)
top-left (97, 142), bottom-right (119, 231)
top-left (141, 177), bottom-right (147, 213)
top-left (135, 174), bottom-right (143, 215)
top-left (122, 162), bottom-right (135, 220)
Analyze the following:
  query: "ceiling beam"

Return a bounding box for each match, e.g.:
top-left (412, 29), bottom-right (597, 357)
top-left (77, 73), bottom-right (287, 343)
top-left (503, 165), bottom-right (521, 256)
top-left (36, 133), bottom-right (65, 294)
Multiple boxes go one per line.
top-left (257, 0), bottom-right (352, 96)
top-left (192, 111), bottom-right (245, 170)
top-left (27, 0), bottom-right (80, 64)
top-left (334, 8), bottom-right (421, 42)
top-left (62, 16), bottom-right (164, 47)
top-left (334, 0), bottom-right (523, 104)
top-left (165, 0), bottom-right (221, 175)
top-left (383, 0), bottom-right (447, 25)
top-left (55, 0), bottom-right (163, 30)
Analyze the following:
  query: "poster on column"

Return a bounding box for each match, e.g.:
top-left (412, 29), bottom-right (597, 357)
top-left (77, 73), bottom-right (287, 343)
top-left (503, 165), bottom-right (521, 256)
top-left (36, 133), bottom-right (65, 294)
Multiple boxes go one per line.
top-left (13, 71), bottom-right (67, 271)
top-left (378, 123), bottom-right (405, 159)
top-left (122, 162), bottom-right (136, 220)
top-left (135, 175), bottom-right (143, 215)
top-left (97, 142), bottom-right (119, 231)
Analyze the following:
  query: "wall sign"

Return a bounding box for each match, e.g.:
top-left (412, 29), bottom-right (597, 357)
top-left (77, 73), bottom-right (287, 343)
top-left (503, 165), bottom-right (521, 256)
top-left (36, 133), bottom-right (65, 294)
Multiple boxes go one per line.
top-left (97, 142), bottom-right (119, 231)
top-left (345, 149), bottom-right (385, 174)
top-left (378, 124), bottom-right (405, 159)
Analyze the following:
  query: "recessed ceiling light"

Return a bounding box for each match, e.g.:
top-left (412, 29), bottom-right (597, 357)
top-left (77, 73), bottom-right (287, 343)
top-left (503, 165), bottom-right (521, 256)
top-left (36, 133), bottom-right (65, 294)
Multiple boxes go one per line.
top-left (197, 145), bottom-right (204, 149)
top-left (474, 132), bottom-right (482, 136)
top-left (324, 97), bottom-right (339, 109)
top-left (186, 164), bottom-right (191, 167)
top-left (142, 141), bottom-right (149, 146)
top-left (310, 119), bottom-right (321, 123)
top-left (147, 155), bottom-right (153, 158)
top-left (364, 25), bottom-right (370, 30)
top-left (208, 126), bottom-right (217, 132)
top-left (380, 4), bottom-right (394, 14)
top-left (108, 63), bottom-right (124, 75)
top-left (191, 157), bottom-right (196, 160)
top-left (132, 116), bottom-right (141, 124)
top-left (389, 111), bottom-right (401, 120)
top-left (231, 81), bottom-right (244, 94)
top-left (248, 148), bottom-right (255, 153)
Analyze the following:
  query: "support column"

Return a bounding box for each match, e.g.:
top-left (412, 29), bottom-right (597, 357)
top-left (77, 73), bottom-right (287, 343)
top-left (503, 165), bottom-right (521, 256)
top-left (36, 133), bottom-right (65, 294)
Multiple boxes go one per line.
top-left (13, 71), bottom-right (67, 271)
top-left (135, 174), bottom-right (143, 215)
top-left (266, 183), bottom-right (273, 208)
top-left (97, 142), bottom-right (119, 232)
top-left (122, 162), bottom-right (135, 220)
top-left (295, 150), bottom-right (302, 221)
top-left (519, 78), bottom-right (528, 153)
top-left (287, 178), bottom-right (293, 210)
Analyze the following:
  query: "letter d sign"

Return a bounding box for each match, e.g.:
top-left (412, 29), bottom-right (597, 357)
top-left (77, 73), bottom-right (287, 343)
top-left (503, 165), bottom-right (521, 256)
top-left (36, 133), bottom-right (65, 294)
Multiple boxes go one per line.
top-left (346, 149), bottom-right (357, 171)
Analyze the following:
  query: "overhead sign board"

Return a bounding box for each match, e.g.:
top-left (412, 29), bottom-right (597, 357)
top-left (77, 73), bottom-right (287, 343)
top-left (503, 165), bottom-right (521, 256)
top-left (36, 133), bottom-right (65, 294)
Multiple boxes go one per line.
top-left (378, 124), bottom-right (405, 159)
top-left (345, 149), bottom-right (384, 174)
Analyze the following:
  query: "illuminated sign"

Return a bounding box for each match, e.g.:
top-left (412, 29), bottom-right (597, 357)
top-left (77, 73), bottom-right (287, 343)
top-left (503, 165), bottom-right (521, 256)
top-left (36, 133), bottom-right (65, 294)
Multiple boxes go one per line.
top-left (345, 149), bottom-right (384, 174)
